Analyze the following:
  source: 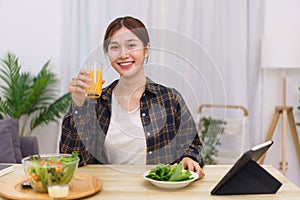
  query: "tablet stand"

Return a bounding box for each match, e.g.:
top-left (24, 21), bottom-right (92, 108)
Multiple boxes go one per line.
top-left (213, 160), bottom-right (282, 195)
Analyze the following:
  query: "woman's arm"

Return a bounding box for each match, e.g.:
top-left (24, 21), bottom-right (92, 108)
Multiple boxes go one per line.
top-left (173, 89), bottom-right (204, 167)
top-left (60, 106), bottom-right (90, 166)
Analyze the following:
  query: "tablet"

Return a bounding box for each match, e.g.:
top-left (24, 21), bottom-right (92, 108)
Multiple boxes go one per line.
top-left (210, 140), bottom-right (281, 195)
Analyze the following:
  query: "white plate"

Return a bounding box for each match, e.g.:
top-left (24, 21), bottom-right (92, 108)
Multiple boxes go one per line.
top-left (143, 170), bottom-right (199, 190)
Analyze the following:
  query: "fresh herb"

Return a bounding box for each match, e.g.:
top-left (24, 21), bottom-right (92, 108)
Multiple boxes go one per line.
top-left (146, 163), bottom-right (192, 182)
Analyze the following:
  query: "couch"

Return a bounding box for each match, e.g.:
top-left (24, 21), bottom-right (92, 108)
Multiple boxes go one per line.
top-left (0, 118), bottom-right (39, 163)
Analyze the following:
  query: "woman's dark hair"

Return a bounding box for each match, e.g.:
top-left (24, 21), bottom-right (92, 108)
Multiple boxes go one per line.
top-left (103, 16), bottom-right (150, 53)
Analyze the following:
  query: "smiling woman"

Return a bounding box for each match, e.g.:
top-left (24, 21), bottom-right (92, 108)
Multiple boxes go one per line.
top-left (106, 26), bottom-right (149, 79)
top-left (59, 16), bottom-right (205, 179)
top-left (103, 17), bottom-right (150, 78)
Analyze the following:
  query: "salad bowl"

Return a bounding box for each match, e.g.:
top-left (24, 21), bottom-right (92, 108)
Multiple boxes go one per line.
top-left (21, 152), bottom-right (79, 193)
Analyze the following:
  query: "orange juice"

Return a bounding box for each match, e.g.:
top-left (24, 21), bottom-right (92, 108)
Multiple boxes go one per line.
top-left (85, 69), bottom-right (102, 98)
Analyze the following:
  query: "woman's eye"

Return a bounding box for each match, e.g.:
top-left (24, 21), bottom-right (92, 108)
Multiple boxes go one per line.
top-left (109, 45), bottom-right (119, 50)
top-left (128, 43), bottom-right (137, 49)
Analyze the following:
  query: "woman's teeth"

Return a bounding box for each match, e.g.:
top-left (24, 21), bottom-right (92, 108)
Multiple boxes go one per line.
top-left (120, 62), bottom-right (133, 66)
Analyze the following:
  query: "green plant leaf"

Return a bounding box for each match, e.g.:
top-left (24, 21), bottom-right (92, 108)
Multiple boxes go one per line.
top-left (0, 98), bottom-right (10, 119)
top-left (30, 92), bottom-right (72, 130)
top-left (0, 52), bottom-right (71, 136)
top-left (297, 87), bottom-right (300, 127)
top-left (15, 62), bottom-right (58, 117)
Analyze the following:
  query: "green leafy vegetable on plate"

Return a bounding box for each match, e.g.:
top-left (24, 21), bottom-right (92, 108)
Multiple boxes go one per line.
top-left (146, 163), bottom-right (193, 182)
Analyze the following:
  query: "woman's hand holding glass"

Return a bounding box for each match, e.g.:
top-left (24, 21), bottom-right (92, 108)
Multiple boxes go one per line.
top-left (69, 71), bottom-right (104, 107)
top-left (69, 62), bottom-right (103, 106)
top-left (69, 70), bottom-right (91, 106)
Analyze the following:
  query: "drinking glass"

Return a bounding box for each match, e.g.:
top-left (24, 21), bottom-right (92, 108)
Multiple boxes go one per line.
top-left (85, 62), bottom-right (103, 98)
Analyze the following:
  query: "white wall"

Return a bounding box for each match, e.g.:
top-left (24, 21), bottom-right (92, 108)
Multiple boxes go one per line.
top-left (262, 0), bottom-right (300, 187)
top-left (0, 0), bottom-right (62, 153)
top-left (0, 0), bottom-right (61, 74)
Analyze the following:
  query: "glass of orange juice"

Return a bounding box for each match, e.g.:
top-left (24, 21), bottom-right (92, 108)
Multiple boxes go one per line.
top-left (85, 62), bottom-right (103, 98)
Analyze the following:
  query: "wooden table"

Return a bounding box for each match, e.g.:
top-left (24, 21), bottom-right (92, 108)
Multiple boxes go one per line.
top-left (0, 164), bottom-right (299, 199)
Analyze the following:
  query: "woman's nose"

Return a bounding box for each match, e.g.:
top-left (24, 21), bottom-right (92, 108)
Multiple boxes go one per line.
top-left (119, 47), bottom-right (129, 59)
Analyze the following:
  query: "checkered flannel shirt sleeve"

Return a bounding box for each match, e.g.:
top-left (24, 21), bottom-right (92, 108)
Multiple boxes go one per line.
top-left (60, 103), bottom-right (99, 166)
top-left (173, 89), bottom-right (204, 166)
top-left (143, 82), bottom-right (204, 167)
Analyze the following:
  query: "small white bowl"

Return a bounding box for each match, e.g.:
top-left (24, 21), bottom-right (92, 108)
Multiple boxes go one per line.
top-left (47, 184), bottom-right (69, 198)
top-left (143, 170), bottom-right (199, 190)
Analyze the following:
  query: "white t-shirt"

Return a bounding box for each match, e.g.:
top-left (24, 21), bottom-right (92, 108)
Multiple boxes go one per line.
top-left (104, 93), bottom-right (146, 164)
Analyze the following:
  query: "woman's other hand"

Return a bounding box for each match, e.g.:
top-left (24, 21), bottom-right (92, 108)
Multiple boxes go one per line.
top-left (181, 157), bottom-right (205, 179)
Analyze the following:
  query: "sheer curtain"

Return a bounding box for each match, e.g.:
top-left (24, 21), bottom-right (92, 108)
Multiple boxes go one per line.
top-left (60, 0), bottom-right (264, 148)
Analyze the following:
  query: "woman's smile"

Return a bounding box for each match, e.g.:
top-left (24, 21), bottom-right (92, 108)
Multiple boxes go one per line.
top-left (118, 61), bottom-right (135, 70)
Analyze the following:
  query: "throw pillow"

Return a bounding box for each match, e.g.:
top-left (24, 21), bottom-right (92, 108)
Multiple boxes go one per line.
top-left (0, 119), bottom-right (16, 163)
top-left (10, 119), bottom-right (22, 163)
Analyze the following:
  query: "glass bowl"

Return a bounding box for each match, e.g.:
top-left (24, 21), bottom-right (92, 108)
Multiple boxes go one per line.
top-left (21, 153), bottom-right (79, 193)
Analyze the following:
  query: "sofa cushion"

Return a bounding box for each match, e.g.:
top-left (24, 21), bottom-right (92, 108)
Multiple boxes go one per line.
top-left (0, 119), bottom-right (17, 163)
top-left (10, 119), bottom-right (23, 163)
top-left (20, 136), bottom-right (39, 158)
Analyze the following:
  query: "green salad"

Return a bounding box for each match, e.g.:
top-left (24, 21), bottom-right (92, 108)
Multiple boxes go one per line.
top-left (23, 151), bottom-right (79, 192)
top-left (146, 163), bottom-right (193, 182)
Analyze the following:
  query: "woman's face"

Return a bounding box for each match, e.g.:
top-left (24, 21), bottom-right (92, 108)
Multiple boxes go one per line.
top-left (107, 27), bottom-right (149, 77)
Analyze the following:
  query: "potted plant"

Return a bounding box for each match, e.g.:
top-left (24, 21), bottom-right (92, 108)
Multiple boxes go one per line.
top-left (0, 52), bottom-right (72, 136)
top-left (198, 116), bottom-right (225, 165)
top-left (297, 87), bottom-right (300, 127)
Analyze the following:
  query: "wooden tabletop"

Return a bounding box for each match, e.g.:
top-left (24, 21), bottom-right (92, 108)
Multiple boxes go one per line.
top-left (0, 164), bottom-right (299, 200)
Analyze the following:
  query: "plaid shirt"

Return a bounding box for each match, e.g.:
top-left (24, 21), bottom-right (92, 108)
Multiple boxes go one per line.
top-left (60, 78), bottom-right (204, 167)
